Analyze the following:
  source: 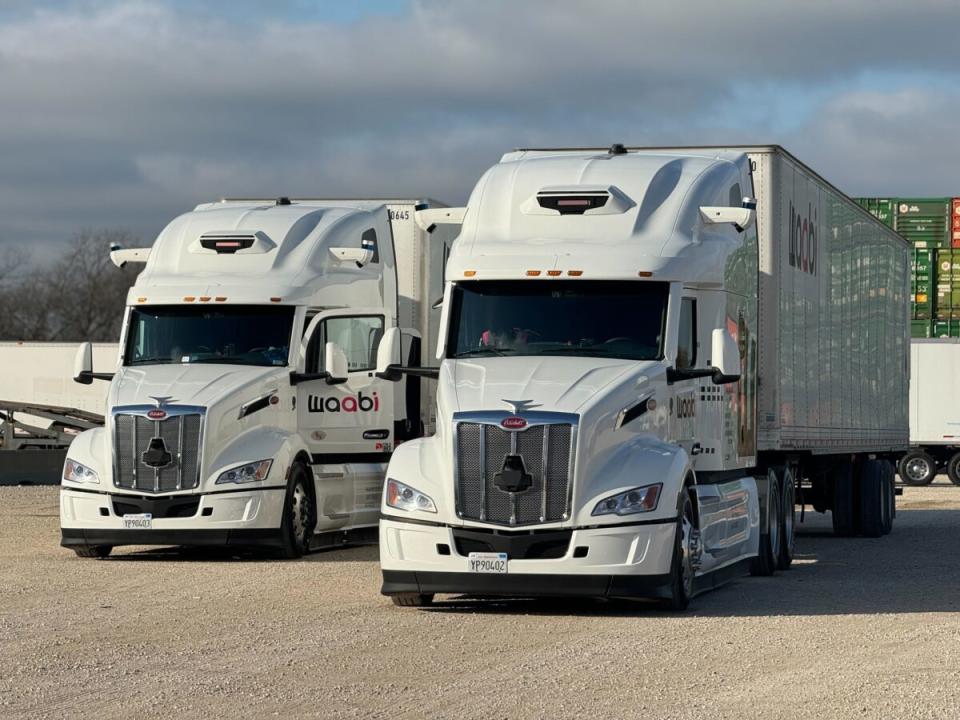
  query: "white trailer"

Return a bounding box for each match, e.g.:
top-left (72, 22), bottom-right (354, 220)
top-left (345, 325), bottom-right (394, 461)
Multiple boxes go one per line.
top-left (379, 145), bottom-right (909, 609)
top-left (60, 197), bottom-right (453, 558)
top-left (898, 339), bottom-right (960, 485)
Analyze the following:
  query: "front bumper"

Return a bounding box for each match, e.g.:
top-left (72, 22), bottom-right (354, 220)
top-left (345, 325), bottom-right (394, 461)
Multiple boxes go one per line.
top-left (60, 485), bottom-right (286, 548)
top-left (379, 516), bottom-right (677, 600)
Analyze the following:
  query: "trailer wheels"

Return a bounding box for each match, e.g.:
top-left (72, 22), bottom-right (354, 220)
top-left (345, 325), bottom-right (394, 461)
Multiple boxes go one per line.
top-left (279, 462), bottom-right (316, 559)
top-left (898, 451), bottom-right (936, 486)
top-left (663, 493), bottom-right (696, 611)
top-left (858, 459), bottom-right (885, 538)
top-left (72, 545), bottom-right (112, 559)
top-left (946, 453), bottom-right (960, 486)
top-left (391, 593), bottom-right (435, 607)
top-left (777, 467), bottom-right (796, 571)
top-left (832, 461), bottom-right (857, 537)
top-left (750, 472), bottom-right (780, 577)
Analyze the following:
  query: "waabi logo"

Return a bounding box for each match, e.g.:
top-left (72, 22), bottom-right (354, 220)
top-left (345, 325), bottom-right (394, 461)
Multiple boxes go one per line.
top-left (789, 200), bottom-right (818, 277)
top-left (501, 416), bottom-right (528, 430)
top-left (308, 391), bottom-right (380, 413)
top-left (147, 409), bottom-right (167, 420)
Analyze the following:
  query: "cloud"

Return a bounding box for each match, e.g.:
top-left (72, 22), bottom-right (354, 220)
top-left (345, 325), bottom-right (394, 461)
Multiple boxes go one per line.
top-left (2, 0), bottom-right (960, 251)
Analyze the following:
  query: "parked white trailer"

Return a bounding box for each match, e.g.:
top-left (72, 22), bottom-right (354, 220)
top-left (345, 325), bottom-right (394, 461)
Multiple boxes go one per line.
top-left (60, 197), bottom-right (454, 558)
top-left (379, 145), bottom-right (909, 610)
top-left (898, 339), bottom-right (960, 485)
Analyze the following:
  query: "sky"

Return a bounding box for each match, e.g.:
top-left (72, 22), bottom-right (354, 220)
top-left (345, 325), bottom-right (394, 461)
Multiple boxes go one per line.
top-left (3, 0), bottom-right (960, 253)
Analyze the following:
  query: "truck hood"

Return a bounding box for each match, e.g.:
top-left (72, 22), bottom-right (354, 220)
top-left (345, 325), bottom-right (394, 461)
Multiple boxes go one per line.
top-left (111, 364), bottom-right (283, 409)
top-left (446, 356), bottom-right (642, 414)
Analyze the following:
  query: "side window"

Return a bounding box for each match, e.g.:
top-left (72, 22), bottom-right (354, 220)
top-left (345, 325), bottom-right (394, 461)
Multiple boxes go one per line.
top-left (677, 297), bottom-right (697, 369)
top-left (729, 183), bottom-right (742, 208)
top-left (306, 316), bottom-right (385, 373)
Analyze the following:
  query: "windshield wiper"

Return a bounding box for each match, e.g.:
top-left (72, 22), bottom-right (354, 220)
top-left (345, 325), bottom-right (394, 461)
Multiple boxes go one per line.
top-left (127, 357), bottom-right (179, 365)
top-left (454, 347), bottom-right (515, 358)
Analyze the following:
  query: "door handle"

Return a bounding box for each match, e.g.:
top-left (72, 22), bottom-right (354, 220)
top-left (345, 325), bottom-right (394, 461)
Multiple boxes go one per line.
top-left (690, 442), bottom-right (702, 456)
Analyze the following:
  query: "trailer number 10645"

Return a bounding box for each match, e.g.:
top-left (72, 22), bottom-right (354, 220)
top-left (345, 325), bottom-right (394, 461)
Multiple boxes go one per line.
top-left (468, 552), bottom-right (508, 574)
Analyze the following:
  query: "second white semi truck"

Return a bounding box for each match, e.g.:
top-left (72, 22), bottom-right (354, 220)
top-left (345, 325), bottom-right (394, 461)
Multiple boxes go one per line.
top-left (60, 197), bottom-right (453, 558)
top-left (379, 145), bottom-right (910, 609)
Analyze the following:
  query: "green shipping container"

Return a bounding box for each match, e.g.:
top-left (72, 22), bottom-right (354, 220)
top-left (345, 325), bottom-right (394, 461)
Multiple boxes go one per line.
top-left (934, 319), bottom-right (960, 337)
top-left (912, 247), bottom-right (935, 318)
top-left (856, 198), bottom-right (896, 228)
top-left (894, 198), bottom-right (950, 248)
top-left (912, 320), bottom-right (934, 338)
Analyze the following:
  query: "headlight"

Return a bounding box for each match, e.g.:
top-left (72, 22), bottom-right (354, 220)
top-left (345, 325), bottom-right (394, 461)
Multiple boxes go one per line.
top-left (63, 458), bottom-right (99, 484)
top-left (592, 483), bottom-right (662, 516)
top-left (215, 459), bottom-right (273, 485)
top-left (385, 478), bottom-right (437, 513)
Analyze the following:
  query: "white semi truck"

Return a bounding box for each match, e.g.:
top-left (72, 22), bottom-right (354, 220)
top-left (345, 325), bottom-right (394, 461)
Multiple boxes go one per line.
top-left (379, 145), bottom-right (910, 609)
top-left (60, 197), bottom-right (453, 558)
top-left (898, 339), bottom-right (960, 485)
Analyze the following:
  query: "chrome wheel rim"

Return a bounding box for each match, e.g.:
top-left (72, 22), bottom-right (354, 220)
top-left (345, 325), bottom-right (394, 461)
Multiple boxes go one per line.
top-left (291, 482), bottom-right (310, 544)
top-left (905, 458), bottom-right (931, 483)
top-left (680, 511), bottom-right (695, 596)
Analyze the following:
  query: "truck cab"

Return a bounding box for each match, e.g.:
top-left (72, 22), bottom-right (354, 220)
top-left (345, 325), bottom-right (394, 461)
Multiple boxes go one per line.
top-left (61, 198), bottom-right (447, 558)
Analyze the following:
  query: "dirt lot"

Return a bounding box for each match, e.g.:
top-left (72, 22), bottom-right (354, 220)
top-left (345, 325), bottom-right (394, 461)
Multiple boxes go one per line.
top-left (2, 484), bottom-right (959, 720)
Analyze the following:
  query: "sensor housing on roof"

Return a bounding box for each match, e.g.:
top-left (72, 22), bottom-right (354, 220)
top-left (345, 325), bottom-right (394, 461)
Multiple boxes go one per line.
top-left (522, 185), bottom-right (635, 216)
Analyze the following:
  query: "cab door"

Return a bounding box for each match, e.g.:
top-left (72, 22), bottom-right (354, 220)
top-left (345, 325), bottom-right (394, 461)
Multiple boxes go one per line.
top-left (669, 294), bottom-right (701, 460)
top-left (296, 309), bottom-right (396, 529)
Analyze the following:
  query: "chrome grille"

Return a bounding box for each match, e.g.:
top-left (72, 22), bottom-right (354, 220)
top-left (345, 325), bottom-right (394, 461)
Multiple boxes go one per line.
top-left (456, 420), bottom-right (573, 526)
top-left (114, 411), bottom-right (203, 492)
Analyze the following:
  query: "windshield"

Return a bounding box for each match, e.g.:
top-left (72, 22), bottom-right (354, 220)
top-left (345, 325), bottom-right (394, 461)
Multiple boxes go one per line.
top-left (124, 305), bottom-right (295, 367)
top-left (447, 280), bottom-right (668, 361)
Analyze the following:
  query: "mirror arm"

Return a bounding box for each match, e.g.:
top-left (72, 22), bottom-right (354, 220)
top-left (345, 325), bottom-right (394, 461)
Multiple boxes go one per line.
top-left (666, 367), bottom-right (713, 384)
top-left (289, 371), bottom-right (329, 386)
top-left (75, 371), bottom-right (115, 385)
top-left (384, 365), bottom-right (440, 380)
top-left (711, 370), bottom-right (741, 385)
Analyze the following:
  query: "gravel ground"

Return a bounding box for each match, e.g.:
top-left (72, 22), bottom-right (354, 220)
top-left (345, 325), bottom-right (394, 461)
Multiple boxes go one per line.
top-left (1, 485), bottom-right (959, 720)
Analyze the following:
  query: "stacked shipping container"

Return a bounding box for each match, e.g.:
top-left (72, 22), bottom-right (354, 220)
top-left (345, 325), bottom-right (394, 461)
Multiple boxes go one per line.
top-left (855, 197), bottom-right (960, 338)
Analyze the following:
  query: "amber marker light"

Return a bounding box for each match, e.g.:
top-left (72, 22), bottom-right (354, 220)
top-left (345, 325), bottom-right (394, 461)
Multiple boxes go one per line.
top-left (270, 297), bottom-right (282, 303)
top-left (526, 270), bottom-right (541, 276)
top-left (638, 271), bottom-right (654, 277)
top-left (137, 297), bottom-right (147, 303)
top-left (547, 270), bottom-right (562, 277)
top-left (199, 296), bottom-right (211, 302)
top-left (567, 270), bottom-right (583, 277)
top-left (183, 296), bottom-right (196, 302)
top-left (463, 270), bottom-right (477, 277)
top-left (215, 297), bottom-right (227, 302)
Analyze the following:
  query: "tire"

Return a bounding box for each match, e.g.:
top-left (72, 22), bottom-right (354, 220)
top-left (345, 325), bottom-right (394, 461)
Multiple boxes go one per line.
top-left (881, 461), bottom-right (894, 535)
top-left (777, 467), bottom-right (796, 571)
top-left (279, 463), bottom-right (316, 559)
top-left (73, 545), bottom-right (112, 559)
top-left (947, 453), bottom-right (960, 487)
top-left (750, 472), bottom-right (780, 577)
top-left (832, 460), bottom-right (857, 537)
top-left (858, 459), bottom-right (885, 538)
top-left (663, 492), bottom-right (696, 611)
top-left (391, 593), bottom-right (435, 607)
top-left (898, 450), bottom-right (936, 486)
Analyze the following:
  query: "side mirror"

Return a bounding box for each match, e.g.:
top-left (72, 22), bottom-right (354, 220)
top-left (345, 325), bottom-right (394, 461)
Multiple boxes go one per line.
top-left (710, 328), bottom-right (741, 384)
top-left (324, 342), bottom-right (348, 385)
top-left (699, 206), bottom-right (755, 233)
top-left (329, 247), bottom-right (374, 267)
top-left (375, 327), bottom-right (402, 381)
top-left (73, 342), bottom-right (93, 385)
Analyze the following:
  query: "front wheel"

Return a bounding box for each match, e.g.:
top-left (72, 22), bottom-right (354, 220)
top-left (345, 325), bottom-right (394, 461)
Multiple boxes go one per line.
top-left (663, 492), bottom-right (696, 611)
top-left (279, 463), bottom-right (315, 559)
top-left (899, 451), bottom-right (936, 486)
top-left (392, 593), bottom-right (435, 607)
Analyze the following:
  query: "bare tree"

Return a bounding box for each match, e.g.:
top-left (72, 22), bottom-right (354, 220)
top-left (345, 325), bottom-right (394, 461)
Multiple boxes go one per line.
top-left (0, 230), bottom-right (140, 342)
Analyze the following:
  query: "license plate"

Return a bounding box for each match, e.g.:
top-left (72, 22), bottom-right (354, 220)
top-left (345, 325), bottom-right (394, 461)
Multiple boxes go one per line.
top-left (468, 552), bottom-right (508, 574)
top-left (122, 513), bottom-right (152, 530)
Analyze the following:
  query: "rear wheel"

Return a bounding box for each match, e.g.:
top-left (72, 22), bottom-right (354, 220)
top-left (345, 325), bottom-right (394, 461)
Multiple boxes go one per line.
top-left (899, 450), bottom-right (936, 486)
top-left (946, 453), bottom-right (960, 486)
top-left (750, 472), bottom-right (780, 577)
top-left (663, 492), bottom-right (696, 611)
top-left (279, 463), bottom-right (315, 559)
top-left (777, 467), bottom-right (796, 571)
top-left (72, 545), bottom-right (112, 559)
top-left (881, 461), bottom-right (894, 535)
top-left (858, 459), bottom-right (885, 538)
top-left (391, 593), bottom-right (435, 607)
top-left (832, 460), bottom-right (857, 537)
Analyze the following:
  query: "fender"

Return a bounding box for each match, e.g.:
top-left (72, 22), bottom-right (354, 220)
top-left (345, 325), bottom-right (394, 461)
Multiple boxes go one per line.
top-left (204, 425), bottom-right (310, 488)
top-left (381, 434), bottom-right (456, 524)
top-left (573, 436), bottom-right (693, 526)
top-left (60, 427), bottom-right (110, 488)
